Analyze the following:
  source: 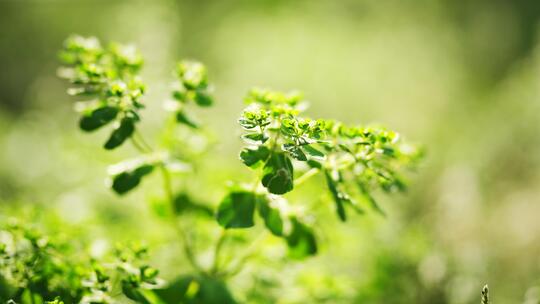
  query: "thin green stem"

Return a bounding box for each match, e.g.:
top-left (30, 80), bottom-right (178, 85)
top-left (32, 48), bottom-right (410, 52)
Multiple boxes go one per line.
top-left (161, 165), bottom-right (204, 273)
top-left (220, 230), bottom-right (269, 278)
top-left (130, 131), bottom-right (204, 273)
top-left (130, 137), bottom-right (149, 153)
top-left (133, 130), bottom-right (153, 152)
top-left (210, 229), bottom-right (228, 275)
top-left (294, 167), bottom-right (320, 187)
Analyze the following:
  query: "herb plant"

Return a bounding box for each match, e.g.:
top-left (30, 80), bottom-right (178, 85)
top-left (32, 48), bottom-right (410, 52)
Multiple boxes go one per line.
top-left (1, 35), bottom-right (423, 303)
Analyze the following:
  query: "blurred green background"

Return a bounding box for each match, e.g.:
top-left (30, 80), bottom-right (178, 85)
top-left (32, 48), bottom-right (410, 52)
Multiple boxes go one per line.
top-left (1, 0), bottom-right (540, 303)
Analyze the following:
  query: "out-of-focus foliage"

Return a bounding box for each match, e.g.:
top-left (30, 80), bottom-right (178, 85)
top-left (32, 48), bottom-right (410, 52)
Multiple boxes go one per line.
top-left (1, 0), bottom-right (540, 303)
top-left (0, 220), bottom-right (163, 303)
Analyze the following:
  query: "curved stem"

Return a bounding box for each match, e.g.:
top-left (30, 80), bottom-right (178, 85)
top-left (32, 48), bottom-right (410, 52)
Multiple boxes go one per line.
top-left (210, 229), bottom-right (227, 275)
top-left (220, 230), bottom-right (268, 278)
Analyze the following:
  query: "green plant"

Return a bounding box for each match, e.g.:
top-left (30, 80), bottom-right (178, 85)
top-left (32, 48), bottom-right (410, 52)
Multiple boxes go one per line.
top-left (0, 220), bottom-right (162, 303)
top-left (482, 285), bottom-right (489, 304)
top-left (2, 34), bottom-right (423, 303)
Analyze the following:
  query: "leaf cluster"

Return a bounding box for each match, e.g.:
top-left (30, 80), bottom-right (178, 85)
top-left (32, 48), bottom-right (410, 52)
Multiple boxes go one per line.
top-left (0, 223), bottom-right (162, 304)
top-left (218, 88), bottom-right (423, 257)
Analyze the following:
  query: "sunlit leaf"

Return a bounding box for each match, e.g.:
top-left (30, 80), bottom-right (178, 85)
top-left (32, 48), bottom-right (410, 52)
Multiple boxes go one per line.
top-left (216, 190), bottom-right (257, 229)
top-left (257, 197), bottom-right (283, 236)
top-left (261, 153), bottom-right (294, 195)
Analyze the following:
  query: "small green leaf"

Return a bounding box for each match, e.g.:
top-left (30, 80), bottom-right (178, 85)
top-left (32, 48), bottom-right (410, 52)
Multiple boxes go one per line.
top-left (286, 217), bottom-right (317, 259)
top-left (283, 144), bottom-right (307, 161)
top-left (307, 160), bottom-right (322, 169)
top-left (154, 276), bottom-right (236, 304)
top-left (194, 90), bottom-right (213, 107)
top-left (257, 197), bottom-right (283, 236)
top-left (242, 133), bottom-right (268, 144)
top-left (111, 164), bottom-right (154, 195)
top-left (325, 171), bottom-right (347, 221)
top-left (216, 190), bottom-right (257, 229)
top-left (302, 145), bottom-right (325, 158)
top-left (172, 89), bottom-right (186, 102)
top-left (240, 146), bottom-right (270, 168)
top-left (104, 117), bottom-right (135, 150)
top-left (79, 106), bottom-right (118, 131)
top-left (176, 111), bottom-right (199, 129)
top-left (122, 282), bottom-right (151, 304)
top-left (261, 153), bottom-right (294, 195)
top-left (173, 193), bottom-right (213, 217)
top-left (358, 182), bottom-right (385, 216)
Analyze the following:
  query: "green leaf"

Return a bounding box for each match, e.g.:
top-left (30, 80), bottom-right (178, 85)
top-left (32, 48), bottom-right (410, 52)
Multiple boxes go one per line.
top-left (241, 133), bottom-right (268, 144)
top-left (286, 217), bottom-right (317, 259)
top-left (176, 111), bottom-right (199, 129)
top-left (325, 171), bottom-right (348, 221)
top-left (216, 190), bottom-right (257, 229)
top-left (238, 118), bottom-right (258, 129)
top-left (79, 106), bottom-right (118, 131)
top-left (153, 276), bottom-right (236, 304)
top-left (358, 182), bottom-right (385, 216)
top-left (302, 145), bottom-right (325, 158)
top-left (257, 197), bottom-right (283, 236)
top-left (194, 91), bottom-right (213, 107)
top-left (104, 117), bottom-right (135, 150)
top-left (173, 193), bottom-right (213, 217)
top-left (307, 159), bottom-right (322, 169)
top-left (110, 164), bottom-right (154, 195)
top-left (283, 144), bottom-right (307, 161)
top-left (261, 153), bottom-right (294, 195)
top-left (122, 282), bottom-right (151, 304)
top-left (239, 146), bottom-right (270, 168)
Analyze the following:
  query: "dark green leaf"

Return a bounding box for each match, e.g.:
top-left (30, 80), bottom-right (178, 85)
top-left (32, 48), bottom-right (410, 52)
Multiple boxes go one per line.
top-left (173, 193), bottom-right (214, 217)
top-left (257, 197), bottom-right (283, 236)
top-left (286, 217), bottom-right (317, 259)
top-left (216, 190), bottom-right (257, 229)
top-left (104, 118), bottom-right (135, 150)
top-left (302, 145), bottom-right (325, 158)
top-left (122, 282), bottom-right (151, 304)
top-left (153, 276), bottom-right (236, 304)
top-left (283, 144), bottom-right (307, 161)
top-left (357, 183), bottom-right (385, 216)
top-left (325, 171), bottom-right (347, 221)
top-left (240, 146), bottom-right (270, 168)
top-left (111, 164), bottom-right (154, 195)
top-left (172, 90), bottom-right (186, 102)
top-left (307, 160), bottom-right (322, 169)
top-left (242, 133), bottom-right (268, 144)
top-left (261, 153), bottom-right (294, 195)
top-left (194, 91), bottom-right (213, 107)
top-left (79, 106), bottom-right (118, 131)
top-left (176, 111), bottom-right (199, 129)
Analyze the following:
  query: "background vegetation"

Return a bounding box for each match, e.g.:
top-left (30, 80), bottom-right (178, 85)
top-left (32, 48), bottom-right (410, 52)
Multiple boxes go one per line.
top-left (1, 0), bottom-right (540, 303)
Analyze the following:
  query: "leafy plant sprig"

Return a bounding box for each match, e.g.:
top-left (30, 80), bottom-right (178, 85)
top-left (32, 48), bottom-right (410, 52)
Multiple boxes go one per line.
top-left (56, 35), bottom-right (423, 302)
top-left (214, 88), bottom-right (422, 258)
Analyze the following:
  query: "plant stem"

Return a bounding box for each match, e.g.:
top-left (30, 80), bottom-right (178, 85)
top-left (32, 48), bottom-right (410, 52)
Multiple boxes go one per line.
top-left (221, 230), bottom-right (268, 278)
top-left (210, 229), bottom-right (228, 275)
top-left (130, 132), bottom-right (204, 273)
top-left (294, 167), bottom-right (320, 187)
top-left (160, 164), bottom-right (204, 273)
